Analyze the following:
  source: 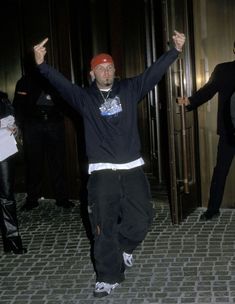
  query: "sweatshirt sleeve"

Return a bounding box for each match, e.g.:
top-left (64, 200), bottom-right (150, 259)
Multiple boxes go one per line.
top-left (37, 63), bottom-right (85, 113)
top-left (131, 48), bottom-right (180, 100)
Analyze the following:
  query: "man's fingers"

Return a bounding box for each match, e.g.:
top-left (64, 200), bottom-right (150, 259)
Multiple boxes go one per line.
top-left (33, 38), bottom-right (48, 65)
top-left (39, 37), bottom-right (48, 47)
top-left (173, 31), bottom-right (185, 40)
top-left (174, 30), bottom-right (184, 37)
top-left (172, 30), bottom-right (186, 52)
top-left (34, 37), bottom-right (49, 49)
top-left (174, 30), bottom-right (183, 35)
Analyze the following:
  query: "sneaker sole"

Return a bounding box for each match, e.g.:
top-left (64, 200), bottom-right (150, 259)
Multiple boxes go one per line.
top-left (93, 291), bottom-right (109, 298)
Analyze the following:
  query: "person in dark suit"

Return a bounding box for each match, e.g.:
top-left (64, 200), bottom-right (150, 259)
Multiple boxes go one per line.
top-left (179, 41), bottom-right (235, 220)
top-left (13, 51), bottom-right (74, 211)
top-left (0, 91), bottom-right (27, 254)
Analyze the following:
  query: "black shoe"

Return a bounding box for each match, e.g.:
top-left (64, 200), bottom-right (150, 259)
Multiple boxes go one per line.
top-left (200, 210), bottom-right (220, 221)
top-left (56, 200), bottom-right (75, 209)
top-left (21, 201), bottom-right (39, 211)
top-left (4, 246), bottom-right (27, 254)
top-left (3, 237), bottom-right (27, 254)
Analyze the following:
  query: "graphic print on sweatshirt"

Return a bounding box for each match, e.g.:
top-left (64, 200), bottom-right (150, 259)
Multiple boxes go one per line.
top-left (99, 96), bottom-right (122, 117)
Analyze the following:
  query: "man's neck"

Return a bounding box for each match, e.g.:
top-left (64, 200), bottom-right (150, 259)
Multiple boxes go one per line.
top-left (96, 81), bottom-right (113, 91)
top-left (97, 85), bottom-right (112, 90)
top-left (100, 87), bottom-right (111, 92)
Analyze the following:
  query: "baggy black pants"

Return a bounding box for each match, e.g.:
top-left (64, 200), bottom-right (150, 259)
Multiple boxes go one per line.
top-left (87, 167), bottom-right (153, 284)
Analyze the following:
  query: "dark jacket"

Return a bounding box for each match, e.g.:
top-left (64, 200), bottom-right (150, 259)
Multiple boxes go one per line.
top-left (13, 71), bottom-right (65, 128)
top-left (38, 48), bottom-right (179, 164)
top-left (0, 91), bottom-right (14, 119)
top-left (187, 60), bottom-right (235, 137)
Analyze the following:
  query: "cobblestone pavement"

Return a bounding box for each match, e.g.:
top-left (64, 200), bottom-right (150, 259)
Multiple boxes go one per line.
top-left (1, 194), bottom-right (235, 304)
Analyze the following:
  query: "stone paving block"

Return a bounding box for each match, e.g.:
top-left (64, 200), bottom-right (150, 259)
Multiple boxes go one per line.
top-left (1, 199), bottom-right (235, 303)
top-left (161, 298), bottom-right (179, 303)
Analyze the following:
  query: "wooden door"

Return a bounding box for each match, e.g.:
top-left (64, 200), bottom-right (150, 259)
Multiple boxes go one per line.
top-left (161, 0), bottom-right (201, 223)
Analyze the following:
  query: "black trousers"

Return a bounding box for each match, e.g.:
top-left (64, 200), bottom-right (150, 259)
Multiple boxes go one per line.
top-left (207, 135), bottom-right (235, 212)
top-left (23, 119), bottom-right (68, 203)
top-left (0, 157), bottom-right (14, 200)
top-left (87, 167), bottom-right (153, 284)
top-left (0, 158), bottom-right (23, 250)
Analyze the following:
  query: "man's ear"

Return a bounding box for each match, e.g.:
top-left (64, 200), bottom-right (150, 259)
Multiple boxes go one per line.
top-left (90, 70), bottom-right (95, 81)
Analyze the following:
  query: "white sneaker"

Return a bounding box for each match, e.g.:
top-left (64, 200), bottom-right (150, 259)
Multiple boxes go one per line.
top-left (94, 282), bottom-right (119, 297)
top-left (123, 252), bottom-right (134, 267)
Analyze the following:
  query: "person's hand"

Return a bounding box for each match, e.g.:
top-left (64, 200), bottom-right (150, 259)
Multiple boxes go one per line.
top-left (7, 123), bottom-right (18, 136)
top-left (172, 30), bottom-right (186, 52)
top-left (33, 37), bottom-right (49, 65)
top-left (177, 97), bottom-right (190, 105)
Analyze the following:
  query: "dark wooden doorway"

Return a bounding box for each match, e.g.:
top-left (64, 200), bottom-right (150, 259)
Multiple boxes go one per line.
top-left (0, 0), bottom-right (201, 223)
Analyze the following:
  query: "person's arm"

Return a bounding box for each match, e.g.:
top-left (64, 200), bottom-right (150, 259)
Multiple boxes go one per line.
top-left (33, 38), bottom-right (85, 113)
top-left (186, 66), bottom-right (219, 111)
top-left (177, 65), bottom-right (220, 111)
top-left (129, 31), bottom-right (186, 99)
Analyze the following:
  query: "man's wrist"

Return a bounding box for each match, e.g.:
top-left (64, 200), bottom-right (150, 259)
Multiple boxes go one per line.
top-left (175, 46), bottom-right (182, 52)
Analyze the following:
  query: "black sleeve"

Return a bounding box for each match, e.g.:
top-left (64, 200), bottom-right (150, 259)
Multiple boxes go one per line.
top-left (187, 65), bottom-right (219, 111)
top-left (0, 91), bottom-right (14, 118)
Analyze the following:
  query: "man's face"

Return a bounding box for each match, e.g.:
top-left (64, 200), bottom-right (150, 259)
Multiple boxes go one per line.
top-left (90, 63), bottom-right (115, 89)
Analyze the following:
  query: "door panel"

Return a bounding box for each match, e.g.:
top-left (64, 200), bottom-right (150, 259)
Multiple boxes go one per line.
top-left (162, 0), bottom-right (201, 223)
top-left (144, 0), bottom-right (163, 182)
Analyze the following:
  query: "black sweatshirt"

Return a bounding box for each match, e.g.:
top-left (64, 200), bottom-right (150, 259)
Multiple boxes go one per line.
top-left (38, 48), bottom-right (179, 164)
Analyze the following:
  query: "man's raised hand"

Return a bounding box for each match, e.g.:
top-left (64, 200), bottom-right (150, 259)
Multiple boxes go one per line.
top-left (33, 37), bottom-right (48, 65)
top-left (172, 30), bottom-right (186, 52)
